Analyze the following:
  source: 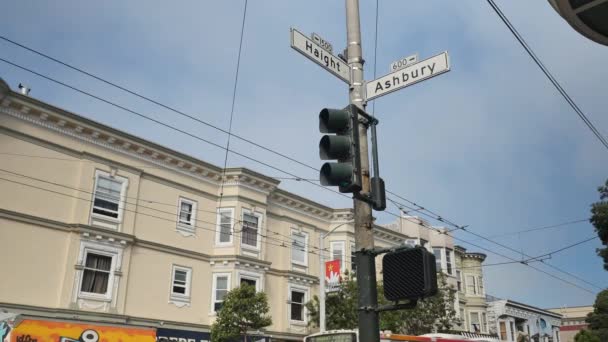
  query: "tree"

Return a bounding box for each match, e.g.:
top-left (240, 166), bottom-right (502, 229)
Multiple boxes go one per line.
top-left (210, 284), bottom-right (272, 342)
top-left (585, 289), bottom-right (608, 341)
top-left (590, 179), bottom-right (608, 270)
top-left (574, 329), bottom-right (600, 342)
top-left (306, 272), bottom-right (359, 330)
top-left (306, 273), bottom-right (460, 335)
top-left (378, 274), bottom-right (459, 335)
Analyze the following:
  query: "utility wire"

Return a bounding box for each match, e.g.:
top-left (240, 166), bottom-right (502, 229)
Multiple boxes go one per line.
top-left (484, 218), bottom-right (589, 239)
top-left (485, 0), bottom-right (608, 151)
top-left (219, 0), bottom-right (249, 211)
top-left (388, 201), bottom-right (598, 294)
top-left (0, 36), bottom-right (467, 234)
top-left (1, 37), bottom-right (596, 294)
top-left (0, 57), bottom-right (354, 204)
top-left (0, 168), bottom-right (332, 256)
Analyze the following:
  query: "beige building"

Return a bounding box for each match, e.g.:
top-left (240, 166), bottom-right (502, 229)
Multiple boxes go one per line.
top-left (1, 78), bottom-right (486, 340)
top-left (547, 306), bottom-right (593, 342)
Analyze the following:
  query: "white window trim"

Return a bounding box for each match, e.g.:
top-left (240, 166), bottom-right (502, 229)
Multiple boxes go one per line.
top-left (329, 241), bottom-right (346, 272)
top-left (215, 207), bottom-right (235, 246)
top-left (469, 311), bottom-right (482, 333)
top-left (211, 273), bottom-right (231, 314)
top-left (445, 249), bottom-right (454, 275)
top-left (169, 265), bottom-right (192, 307)
top-left (433, 247), bottom-right (444, 273)
top-left (77, 243), bottom-right (121, 302)
top-left (477, 275), bottom-right (485, 296)
top-left (456, 270), bottom-right (463, 292)
top-left (291, 229), bottom-right (308, 267)
top-left (464, 273), bottom-right (478, 296)
top-left (288, 285), bottom-right (309, 325)
top-left (90, 170), bottom-right (128, 225)
top-left (237, 270), bottom-right (263, 292)
top-left (176, 197), bottom-right (197, 236)
top-left (240, 209), bottom-right (263, 251)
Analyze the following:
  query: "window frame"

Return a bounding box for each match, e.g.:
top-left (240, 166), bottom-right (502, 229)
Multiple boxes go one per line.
top-left (456, 270), bottom-right (462, 292)
top-left (433, 247), bottom-right (443, 273)
top-left (291, 229), bottom-right (308, 267)
top-left (465, 273), bottom-right (477, 295)
top-left (288, 285), bottom-right (309, 325)
top-left (215, 207), bottom-right (235, 246)
top-left (237, 270), bottom-right (262, 292)
top-left (170, 265), bottom-right (192, 304)
top-left (240, 209), bottom-right (263, 251)
top-left (445, 249), bottom-right (453, 275)
top-left (176, 197), bottom-right (197, 235)
top-left (330, 241), bottom-right (346, 272)
top-left (469, 311), bottom-right (481, 333)
top-left (211, 273), bottom-right (231, 314)
top-left (90, 170), bottom-right (128, 224)
top-left (78, 248), bottom-right (117, 301)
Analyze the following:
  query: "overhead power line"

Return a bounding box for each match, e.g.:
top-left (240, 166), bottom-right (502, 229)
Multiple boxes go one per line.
top-left (485, 218), bottom-right (589, 239)
top-left (0, 36), bottom-right (598, 296)
top-left (0, 35), bottom-right (466, 234)
top-left (219, 0), bottom-right (249, 212)
top-left (485, 0), bottom-right (608, 151)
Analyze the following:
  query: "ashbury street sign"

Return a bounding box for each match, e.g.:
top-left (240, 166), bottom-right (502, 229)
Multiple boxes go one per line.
top-left (290, 28), bottom-right (350, 83)
top-left (366, 51), bottom-right (450, 101)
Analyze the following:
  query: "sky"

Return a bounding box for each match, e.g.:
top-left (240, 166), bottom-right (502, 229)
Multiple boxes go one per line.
top-left (1, 0), bottom-right (607, 309)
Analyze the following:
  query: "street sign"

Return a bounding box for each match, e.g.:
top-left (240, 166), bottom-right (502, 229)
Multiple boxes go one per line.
top-left (290, 28), bottom-right (350, 84)
top-left (312, 32), bottom-right (333, 54)
top-left (390, 53), bottom-right (418, 72)
top-left (366, 51), bottom-right (450, 101)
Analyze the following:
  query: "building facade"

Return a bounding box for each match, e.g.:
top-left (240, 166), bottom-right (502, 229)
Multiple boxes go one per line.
top-left (546, 306), bottom-right (593, 342)
top-left (487, 296), bottom-right (562, 342)
top-left (0, 78), bottom-right (492, 340)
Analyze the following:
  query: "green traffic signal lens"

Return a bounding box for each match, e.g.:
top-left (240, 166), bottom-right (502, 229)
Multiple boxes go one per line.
top-left (319, 135), bottom-right (351, 160)
top-left (320, 162), bottom-right (353, 186)
top-left (319, 108), bottom-right (350, 133)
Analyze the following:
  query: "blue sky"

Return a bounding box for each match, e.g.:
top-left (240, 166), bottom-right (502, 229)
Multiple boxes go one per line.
top-left (1, 0), bottom-right (607, 309)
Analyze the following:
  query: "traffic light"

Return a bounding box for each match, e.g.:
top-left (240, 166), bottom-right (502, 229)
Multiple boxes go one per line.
top-left (382, 247), bottom-right (438, 301)
top-left (319, 105), bottom-right (362, 193)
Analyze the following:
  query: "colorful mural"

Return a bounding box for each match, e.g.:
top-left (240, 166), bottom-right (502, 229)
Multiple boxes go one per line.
top-left (10, 320), bottom-right (155, 342)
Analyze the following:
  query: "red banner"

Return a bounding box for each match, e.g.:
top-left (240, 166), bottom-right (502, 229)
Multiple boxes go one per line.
top-left (325, 260), bottom-right (341, 293)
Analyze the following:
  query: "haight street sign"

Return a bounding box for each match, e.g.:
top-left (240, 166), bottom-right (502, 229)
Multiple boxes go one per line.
top-left (366, 51), bottom-right (450, 101)
top-left (290, 28), bottom-right (350, 84)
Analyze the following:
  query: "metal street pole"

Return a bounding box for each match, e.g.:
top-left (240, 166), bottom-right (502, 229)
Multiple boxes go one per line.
top-left (345, 1), bottom-right (380, 342)
top-left (319, 221), bottom-right (353, 332)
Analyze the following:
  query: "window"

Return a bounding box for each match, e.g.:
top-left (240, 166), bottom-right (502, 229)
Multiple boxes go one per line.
top-left (478, 275), bottom-right (484, 295)
top-left (170, 265), bottom-right (191, 299)
top-left (241, 278), bottom-right (257, 288)
top-left (291, 230), bottom-right (308, 266)
top-left (92, 172), bottom-right (127, 221)
top-left (177, 198), bottom-right (196, 226)
top-left (500, 322), bottom-right (507, 340)
top-left (470, 312), bottom-right (480, 332)
top-left (241, 211), bottom-right (261, 249)
top-left (509, 321), bottom-right (515, 341)
top-left (350, 242), bottom-right (357, 275)
top-left (212, 274), bottom-right (230, 312)
top-left (433, 248), bottom-right (442, 272)
top-left (80, 253), bottom-right (113, 295)
top-left (466, 274), bottom-right (477, 295)
top-left (456, 270), bottom-right (462, 291)
top-left (446, 249), bottom-right (453, 275)
top-left (238, 272), bottom-right (261, 292)
top-left (330, 241), bottom-right (345, 271)
top-left (290, 290), bottom-right (305, 322)
top-left (482, 312), bottom-right (488, 333)
top-left (216, 208), bottom-right (234, 244)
